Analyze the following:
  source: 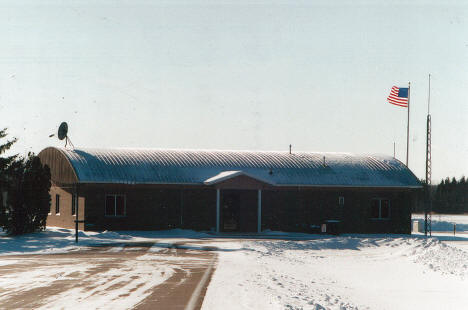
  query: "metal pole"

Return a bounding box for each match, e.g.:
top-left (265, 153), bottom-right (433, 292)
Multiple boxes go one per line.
top-left (75, 184), bottom-right (79, 243)
top-left (406, 82), bottom-right (410, 167)
top-left (180, 189), bottom-right (184, 227)
top-left (257, 189), bottom-right (262, 233)
top-left (428, 74), bottom-right (431, 114)
top-left (425, 74), bottom-right (432, 237)
top-left (216, 189), bottom-right (220, 233)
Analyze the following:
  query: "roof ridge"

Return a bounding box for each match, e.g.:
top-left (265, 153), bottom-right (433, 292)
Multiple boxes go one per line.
top-left (58, 146), bottom-right (385, 156)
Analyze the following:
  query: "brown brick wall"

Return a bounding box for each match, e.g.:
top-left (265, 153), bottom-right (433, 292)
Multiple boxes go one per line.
top-left (81, 184), bottom-right (216, 231)
top-left (46, 186), bottom-right (84, 230)
top-left (47, 183), bottom-right (414, 234)
top-left (261, 188), bottom-right (413, 234)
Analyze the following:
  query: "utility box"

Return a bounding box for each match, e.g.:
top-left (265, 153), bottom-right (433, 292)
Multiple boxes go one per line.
top-left (412, 220), bottom-right (420, 233)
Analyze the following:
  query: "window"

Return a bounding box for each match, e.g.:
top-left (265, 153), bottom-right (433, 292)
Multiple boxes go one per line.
top-left (55, 194), bottom-right (60, 214)
top-left (105, 195), bottom-right (126, 217)
top-left (371, 199), bottom-right (380, 218)
top-left (381, 199), bottom-right (390, 218)
top-left (370, 198), bottom-right (390, 219)
top-left (339, 196), bottom-right (345, 206)
top-left (72, 194), bottom-right (76, 216)
top-left (1, 191), bottom-right (7, 208)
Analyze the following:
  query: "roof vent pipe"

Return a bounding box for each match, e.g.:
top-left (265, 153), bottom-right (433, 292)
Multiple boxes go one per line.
top-left (289, 144), bottom-right (292, 154)
top-left (323, 156), bottom-right (326, 167)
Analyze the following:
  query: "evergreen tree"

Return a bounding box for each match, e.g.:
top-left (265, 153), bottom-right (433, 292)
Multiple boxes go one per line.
top-left (0, 128), bottom-right (17, 225)
top-left (433, 179), bottom-right (444, 213)
top-left (0, 128), bottom-right (17, 172)
top-left (1, 153), bottom-right (51, 235)
top-left (430, 177), bottom-right (468, 214)
top-left (457, 176), bottom-right (467, 213)
top-left (449, 177), bottom-right (458, 212)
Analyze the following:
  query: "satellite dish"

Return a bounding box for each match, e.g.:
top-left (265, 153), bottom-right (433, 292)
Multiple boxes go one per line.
top-left (58, 122), bottom-right (68, 140)
top-left (55, 122), bottom-right (74, 148)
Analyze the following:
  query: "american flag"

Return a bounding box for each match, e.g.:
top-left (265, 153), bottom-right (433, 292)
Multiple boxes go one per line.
top-left (387, 86), bottom-right (409, 107)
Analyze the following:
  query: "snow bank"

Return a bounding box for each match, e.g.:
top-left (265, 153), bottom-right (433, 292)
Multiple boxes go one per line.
top-left (0, 227), bottom-right (211, 256)
top-left (409, 238), bottom-right (468, 278)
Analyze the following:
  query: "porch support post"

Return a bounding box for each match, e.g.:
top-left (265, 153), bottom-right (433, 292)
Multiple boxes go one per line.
top-left (216, 188), bottom-right (220, 233)
top-left (75, 184), bottom-right (79, 243)
top-left (257, 189), bottom-right (262, 233)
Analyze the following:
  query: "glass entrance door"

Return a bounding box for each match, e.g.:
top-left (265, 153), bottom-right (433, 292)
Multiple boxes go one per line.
top-left (222, 192), bottom-right (240, 232)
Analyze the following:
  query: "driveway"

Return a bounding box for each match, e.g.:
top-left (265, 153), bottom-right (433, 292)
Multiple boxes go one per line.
top-left (0, 242), bottom-right (217, 310)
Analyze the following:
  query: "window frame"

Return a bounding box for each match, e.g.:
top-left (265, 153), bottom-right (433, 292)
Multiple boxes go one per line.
top-left (55, 194), bottom-right (60, 215)
top-left (105, 194), bottom-right (126, 217)
top-left (370, 198), bottom-right (391, 220)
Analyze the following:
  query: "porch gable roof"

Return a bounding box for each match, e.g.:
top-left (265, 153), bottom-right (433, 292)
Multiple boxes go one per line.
top-left (203, 170), bottom-right (276, 186)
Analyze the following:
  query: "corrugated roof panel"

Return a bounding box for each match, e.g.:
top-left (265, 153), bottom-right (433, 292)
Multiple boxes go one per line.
top-left (57, 147), bottom-right (421, 187)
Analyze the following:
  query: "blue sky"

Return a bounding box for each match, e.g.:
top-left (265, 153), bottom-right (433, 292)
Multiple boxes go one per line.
top-left (1, 0), bottom-right (467, 182)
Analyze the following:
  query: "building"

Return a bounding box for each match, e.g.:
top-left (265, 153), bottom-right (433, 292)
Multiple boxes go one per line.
top-left (38, 147), bottom-right (422, 234)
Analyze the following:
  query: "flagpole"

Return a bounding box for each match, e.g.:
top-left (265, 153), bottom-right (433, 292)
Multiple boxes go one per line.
top-left (406, 82), bottom-right (411, 167)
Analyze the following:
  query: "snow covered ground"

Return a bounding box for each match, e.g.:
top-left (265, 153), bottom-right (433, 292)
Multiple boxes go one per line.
top-left (201, 236), bottom-right (468, 310)
top-left (1, 226), bottom-right (468, 310)
top-left (412, 213), bottom-right (468, 231)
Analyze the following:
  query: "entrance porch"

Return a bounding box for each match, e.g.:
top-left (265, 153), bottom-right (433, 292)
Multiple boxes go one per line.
top-left (204, 171), bottom-right (269, 233)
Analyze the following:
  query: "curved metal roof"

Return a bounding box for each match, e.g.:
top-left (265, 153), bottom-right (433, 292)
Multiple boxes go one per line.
top-left (50, 147), bottom-right (421, 188)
